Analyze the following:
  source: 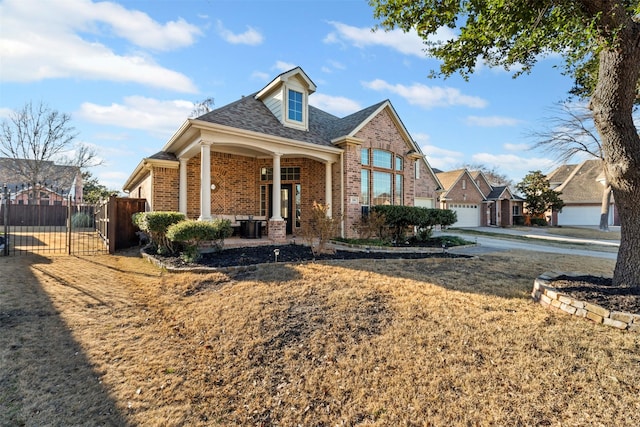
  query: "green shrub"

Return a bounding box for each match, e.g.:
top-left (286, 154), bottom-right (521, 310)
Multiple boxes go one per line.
top-left (530, 217), bottom-right (548, 226)
top-left (351, 210), bottom-right (389, 241)
top-left (166, 219), bottom-right (232, 262)
top-left (132, 211), bottom-right (186, 254)
top-left (371, 206), bottom-right (457, 243)
top-left (71, 212), bottom-right (92, 228)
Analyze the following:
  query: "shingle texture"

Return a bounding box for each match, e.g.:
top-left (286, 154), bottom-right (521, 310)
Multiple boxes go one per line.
top-left (0, 157), bottom-right (79, 192)
top-left (554, 159), bottom-right (606, 203)
top-left (196, 94), bottom-right (387, 147)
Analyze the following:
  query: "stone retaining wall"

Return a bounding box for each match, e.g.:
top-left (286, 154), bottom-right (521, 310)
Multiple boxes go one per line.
top-left (532, 272), bottom-right (640, 332)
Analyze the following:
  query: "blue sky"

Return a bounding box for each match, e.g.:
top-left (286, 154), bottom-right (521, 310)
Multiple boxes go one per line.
top-left (1, 0), bottom-right (578, 191)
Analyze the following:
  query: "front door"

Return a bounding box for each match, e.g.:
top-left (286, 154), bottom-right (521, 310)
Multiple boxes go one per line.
top-left (269, 184), bottom-right (293, 235)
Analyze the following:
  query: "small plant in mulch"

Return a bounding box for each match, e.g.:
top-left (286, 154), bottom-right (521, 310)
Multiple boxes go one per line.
top-left (301, 202), bottom-right (341, 257)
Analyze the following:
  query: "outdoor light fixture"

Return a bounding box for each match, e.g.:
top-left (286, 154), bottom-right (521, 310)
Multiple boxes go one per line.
top-left (274, 248), bottom-right (280, 262)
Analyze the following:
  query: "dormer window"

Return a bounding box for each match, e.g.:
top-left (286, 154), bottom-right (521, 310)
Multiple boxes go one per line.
top-left (288, 89), bottom-right (303, 122)
top-left (255, 67), bottom-right (316, 131)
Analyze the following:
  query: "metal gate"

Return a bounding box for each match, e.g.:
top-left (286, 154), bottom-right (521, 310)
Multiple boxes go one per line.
top-left (1, 185), bottom-right (146, 257)
top-left (1, 188), bottom-right (107, 256)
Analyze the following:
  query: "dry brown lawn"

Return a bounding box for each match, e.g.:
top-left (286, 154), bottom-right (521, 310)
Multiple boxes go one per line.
top-left (1, 249), bottom-right (639, 426)
top-left (544, 226), bottom-right (621, 241)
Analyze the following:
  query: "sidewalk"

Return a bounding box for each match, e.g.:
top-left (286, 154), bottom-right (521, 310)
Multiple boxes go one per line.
top-left (436, 226), bottom-right (620, 248)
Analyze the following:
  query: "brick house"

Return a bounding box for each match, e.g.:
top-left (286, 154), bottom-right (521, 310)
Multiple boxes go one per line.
top-left (0, 157), bottom-right (83, 205)
top-left (436, 168), bottom-right (524, 227)
top-left (547, 159), bottom-right (618, 226)
top-left (122, 67), bottom-right (441, 242)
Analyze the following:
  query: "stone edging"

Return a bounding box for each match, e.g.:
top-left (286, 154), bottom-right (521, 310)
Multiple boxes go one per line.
top-left (532, 272), bottom-right (640, 332)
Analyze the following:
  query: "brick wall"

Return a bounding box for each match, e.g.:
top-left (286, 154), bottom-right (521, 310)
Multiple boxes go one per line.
top-left (152, 167), bottom-right (179, 211)
top-left (475, 177), bottom-right (492, 198)
top-left (184, 152), bottom-right (326, 234)
top-left (342, 108), bottom-right (439, 237)
top-left (443, 177), bottom-right (485, 204)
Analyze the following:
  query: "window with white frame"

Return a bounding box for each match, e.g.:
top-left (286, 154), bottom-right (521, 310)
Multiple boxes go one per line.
top-left (288, 89), bottom-right (303, 122)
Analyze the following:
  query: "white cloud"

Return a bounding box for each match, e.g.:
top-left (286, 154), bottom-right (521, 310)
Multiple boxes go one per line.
top-left (0, 0), bottom-right (199, 92)
top-left (363, 79), bottom-right (487, 109)
top-left (324, 21), bottom-right (455, 58)
top-left (503, 142), bottom-right (530, 151)
top-left (92, 169), bottom-right (130, 191)
top-left (309, 93), bottom-right (362, 116)
top-left (465, 115), bottom-right (522, 127)
top-left (420, 144), bottom-right (464, 171)
top-left (251, 71), bottom-right (270, 81)
top-left (471, 153), bottom-right (555, 181)
top-left (77, 96), bottom-right (194, 135)
top-left (412, 132), bottom-right (431, 145)
top-left (216, 20), bottom-right (263, 45)
top-left (0, 108), bottom-right (13, 119)
top-left (274, 61), bottom-right (297, 72)
top-left (322, 60), bottom-right (346, 74)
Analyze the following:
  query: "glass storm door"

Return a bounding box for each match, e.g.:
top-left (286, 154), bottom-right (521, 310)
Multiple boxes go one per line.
top-left (269, 184), bottom-right (293, 235)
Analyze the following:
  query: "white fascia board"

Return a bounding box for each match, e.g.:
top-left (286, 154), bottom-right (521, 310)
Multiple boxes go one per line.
top-left (178, 121), bottom-right (342, 163)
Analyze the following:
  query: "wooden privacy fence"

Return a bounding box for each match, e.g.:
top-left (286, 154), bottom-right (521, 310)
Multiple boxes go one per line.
top-left (95, 196), bottom-right (147, 253)
top-left (1, 188), bottom-right (146, 256)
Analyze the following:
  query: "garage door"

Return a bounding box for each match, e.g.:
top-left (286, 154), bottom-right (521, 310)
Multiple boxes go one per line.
top-left (558, 206), bottom-right (610, 226)
top-left (450, 204), bottom-right (480, 227)
top-left (414, 197), bottom-right (434, 208)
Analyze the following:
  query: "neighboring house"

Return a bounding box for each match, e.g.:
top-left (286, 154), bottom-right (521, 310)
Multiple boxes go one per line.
top-left (470, 170), bottom-right (525, 227)
top-left (436, 168), bottom-right (524, 227)
top-left (122, 67), bottom-right (442, 241)
top-left (547, 159), bottom-right (618, 226)
top-left (0, 157), bottom-right (82, 205)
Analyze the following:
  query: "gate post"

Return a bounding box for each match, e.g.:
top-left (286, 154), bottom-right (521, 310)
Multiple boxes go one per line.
top-left (108, 195), bottom-right (117, 254)
top-left (3, 184), bottom-right (8, 256)
top-left (67, 194), bottom-right (72, 255)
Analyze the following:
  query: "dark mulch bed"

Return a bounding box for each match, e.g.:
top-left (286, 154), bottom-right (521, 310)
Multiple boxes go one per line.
top-left (151, 243), bottom-right (466, 270)
top-left (551, 275), bottom-right (640, 315)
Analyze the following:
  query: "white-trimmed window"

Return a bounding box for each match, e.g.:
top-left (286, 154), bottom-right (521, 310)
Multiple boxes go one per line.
top-left (288, 89), bottom-right (303, 122)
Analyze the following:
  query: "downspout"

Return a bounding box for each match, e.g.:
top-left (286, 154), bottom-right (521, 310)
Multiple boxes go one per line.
top-left (340, 151), bottom-right (345, 238)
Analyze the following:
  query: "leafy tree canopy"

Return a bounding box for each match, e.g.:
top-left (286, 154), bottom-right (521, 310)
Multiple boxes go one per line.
top-left (370, 0), bottom-right (638, 95)
top-left (370, 0), bottom-right (640, 288)
top-left (82, 171), bottom-right (119, 204)
top-left (516, 170), bottom-right (565, 219)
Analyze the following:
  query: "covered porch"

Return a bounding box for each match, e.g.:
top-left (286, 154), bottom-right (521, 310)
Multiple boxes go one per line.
top-left (173, 123), bottom-right (343, 242)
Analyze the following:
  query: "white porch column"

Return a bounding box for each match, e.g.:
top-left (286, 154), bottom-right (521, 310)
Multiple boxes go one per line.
top-left (199, 140), bottom-right (213, 221)
top-left (271, 153), bottom-right (282, 220)
top-left (325, 161), bottom-right (332, 217)
top-left (178, 158), bottom-right (188, 215)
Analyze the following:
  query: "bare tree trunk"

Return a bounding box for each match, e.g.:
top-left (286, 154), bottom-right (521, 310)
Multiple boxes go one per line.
top-left (589, 22), bottom-right (640, 288)
top-left (599, 185), bottom-right (611, 231)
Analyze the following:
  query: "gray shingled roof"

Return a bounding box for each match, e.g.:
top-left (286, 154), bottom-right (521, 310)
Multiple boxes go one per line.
top-left (547, 164), bottom-right (577, 185)
top-left (486, 185), bottom-right (508, 199)
top-left (555, 159), bottom-right (606, 203)
top-left (148, 151), bottom-right (178, 161)
top-left (0, 157), bottom-right (79, 193)
top-left (196, 93), bottom-right (388, 147)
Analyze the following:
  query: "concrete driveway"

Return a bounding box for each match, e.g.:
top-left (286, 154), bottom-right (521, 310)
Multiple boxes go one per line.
top-left (440, 227), bottom-right (619, 260)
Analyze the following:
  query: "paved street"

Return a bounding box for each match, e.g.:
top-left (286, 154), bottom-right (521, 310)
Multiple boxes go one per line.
top-left (439, 227), bottom-right (619, 260)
